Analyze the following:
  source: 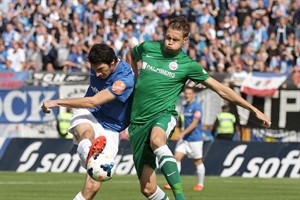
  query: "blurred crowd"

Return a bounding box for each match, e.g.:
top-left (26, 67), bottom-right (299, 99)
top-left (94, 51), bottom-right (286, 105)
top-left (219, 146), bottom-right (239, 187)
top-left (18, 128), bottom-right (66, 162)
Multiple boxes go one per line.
top-left (0, 0), bottom-right (299, 86)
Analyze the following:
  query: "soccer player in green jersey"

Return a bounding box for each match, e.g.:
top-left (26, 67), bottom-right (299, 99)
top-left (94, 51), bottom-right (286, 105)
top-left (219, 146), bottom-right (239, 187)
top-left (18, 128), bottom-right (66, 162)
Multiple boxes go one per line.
top-left (126, 16), bottom-right (271, 200)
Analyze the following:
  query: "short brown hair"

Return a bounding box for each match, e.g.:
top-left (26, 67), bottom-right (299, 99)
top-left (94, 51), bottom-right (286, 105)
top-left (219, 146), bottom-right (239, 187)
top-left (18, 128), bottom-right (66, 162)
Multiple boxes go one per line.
top-left (168, 16), bottom-right (190, 38)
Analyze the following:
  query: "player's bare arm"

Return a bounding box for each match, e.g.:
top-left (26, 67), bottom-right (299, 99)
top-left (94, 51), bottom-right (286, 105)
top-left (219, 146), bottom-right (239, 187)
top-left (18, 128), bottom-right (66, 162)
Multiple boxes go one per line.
top-left (181, 118), bottom-right (199, 136)
top-left (125, 49), bottom-right (139, 78)
top-left (175, 118), bottom-right (199, 140)
top-left (202, 77), bottom-right (271, 128)
top-left (41, 88), bottom-right (115, 113)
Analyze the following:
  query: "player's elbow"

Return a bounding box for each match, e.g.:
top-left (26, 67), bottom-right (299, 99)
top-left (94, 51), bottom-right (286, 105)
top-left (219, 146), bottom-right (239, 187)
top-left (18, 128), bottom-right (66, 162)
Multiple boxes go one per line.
top-left (87, 98), bottom-right (100, 108)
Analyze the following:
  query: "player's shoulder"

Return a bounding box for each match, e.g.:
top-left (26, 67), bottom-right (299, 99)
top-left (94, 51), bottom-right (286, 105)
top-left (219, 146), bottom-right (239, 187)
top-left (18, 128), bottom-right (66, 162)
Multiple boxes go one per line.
top-left (137, 41), bottom-right (161, 50)
top-left (177, 51), bottom-right (198, 63)
top-left (191, 100), bottom-right (202, 108)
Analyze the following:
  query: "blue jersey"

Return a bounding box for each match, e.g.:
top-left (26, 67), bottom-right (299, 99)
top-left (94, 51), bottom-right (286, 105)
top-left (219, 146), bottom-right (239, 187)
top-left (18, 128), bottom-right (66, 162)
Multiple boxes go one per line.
top-left (85, 60), bottom-right (135, 132)
top-left (182, 101), bottom-right (203, 141)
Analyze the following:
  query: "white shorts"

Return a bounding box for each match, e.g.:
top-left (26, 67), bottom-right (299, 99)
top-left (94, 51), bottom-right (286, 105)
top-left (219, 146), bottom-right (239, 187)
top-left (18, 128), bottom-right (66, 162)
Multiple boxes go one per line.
top-left (68, 108), bottom-right (120, 158)
top-left (175, 140), bottom-right (203, 159)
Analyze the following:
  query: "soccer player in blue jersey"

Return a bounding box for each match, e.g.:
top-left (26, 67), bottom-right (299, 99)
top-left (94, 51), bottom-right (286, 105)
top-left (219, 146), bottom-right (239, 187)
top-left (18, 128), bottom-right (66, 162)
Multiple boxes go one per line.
top-left (163, 87), bottom-right (205, 191)
top-left (42, 43), bottom-right (135, 200)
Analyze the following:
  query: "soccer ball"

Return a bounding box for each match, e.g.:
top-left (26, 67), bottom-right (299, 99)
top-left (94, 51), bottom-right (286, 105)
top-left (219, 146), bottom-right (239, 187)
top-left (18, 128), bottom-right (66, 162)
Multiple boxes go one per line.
top-left (87, 153), bottom-right (116, 182)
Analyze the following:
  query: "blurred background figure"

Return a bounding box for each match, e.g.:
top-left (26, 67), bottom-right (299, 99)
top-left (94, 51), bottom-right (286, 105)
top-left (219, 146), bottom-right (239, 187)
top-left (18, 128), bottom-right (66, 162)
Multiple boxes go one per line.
top-left (164, 87), bottom-right (205, 191)
top-left (212, 104), bottom-right (239, 141)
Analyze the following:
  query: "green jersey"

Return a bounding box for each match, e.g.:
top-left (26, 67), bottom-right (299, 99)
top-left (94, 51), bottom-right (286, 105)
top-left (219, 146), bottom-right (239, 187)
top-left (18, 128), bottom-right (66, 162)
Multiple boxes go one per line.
top-left (131, 41), bottom-right (209, 124)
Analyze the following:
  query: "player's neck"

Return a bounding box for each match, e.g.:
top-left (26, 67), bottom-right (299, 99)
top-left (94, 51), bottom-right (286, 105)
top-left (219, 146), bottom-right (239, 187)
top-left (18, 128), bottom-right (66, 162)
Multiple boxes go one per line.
top-left (112, 58), bottom-right (121, 71)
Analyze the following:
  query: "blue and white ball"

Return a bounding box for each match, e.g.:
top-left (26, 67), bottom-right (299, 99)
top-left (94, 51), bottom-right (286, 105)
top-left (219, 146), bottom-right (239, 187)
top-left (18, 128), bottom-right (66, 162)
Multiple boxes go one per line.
top-left (87, 153), bottom-right (116, 182)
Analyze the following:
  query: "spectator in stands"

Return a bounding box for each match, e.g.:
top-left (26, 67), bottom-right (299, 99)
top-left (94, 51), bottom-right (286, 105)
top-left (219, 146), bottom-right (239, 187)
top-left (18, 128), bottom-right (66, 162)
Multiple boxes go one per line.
top-left (291, 65), bottom-right (300, 88)
top-left (235, 0), bottom-right (252, 27)
top-left (137, 24), bottom-right (152, 43)
top-left (36, 25), bottom-right (57, 72)
top-left (274, 16), bottom-right (294, 45)
top-left (216, 62), bottom-right (226, 74)
top-left (140, 0), bottom-right (155, 15)
top-left (24, 40), bottom-right (42, 72)
top-left (240, 15), bottom-right (254, 44)
top-left (241, 45), bottom-right (256, 70)
top-left (251, 0), bottom-right (268, 20)
top-left (229, 63), bottom-right (249, 86)
top-left (254, 59), bottom-right (267, 72)
top-left (154, 0), bottom-right (171, 20)
top-left (125, 23), bottom-right (139, 48)
top-left (293, 6), bottom-right (300, 40)
top-left (2, 22), bottom-right (20, 48)
top-left (261, 14), bottom-right (275, 36)
top-left (0, 0), bottom-right (296, 77)
top-left (196, 5), bottom-right (215, 27)
top-left (278, 49), bottom-right (294, 73)
top-left (21, 26), bottom-right (35, 47)
top-left (0, 42), bottom-right (7, 71)
top-left (270, 0), bottom-right (288, 24)
top-left (62, 45), bottom-right (86, 72)
top-left (253, 19), bottom-right (268, 49)
top-left (267, 38), bottom-right (280, 66)
top-left (6, 40), bottom-right (26, 72)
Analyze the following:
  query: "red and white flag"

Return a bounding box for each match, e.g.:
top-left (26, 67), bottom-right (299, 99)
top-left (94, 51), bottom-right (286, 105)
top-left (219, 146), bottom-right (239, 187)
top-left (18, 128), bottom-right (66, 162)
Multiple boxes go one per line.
top-left (241, 72), bottom-right (288, 97)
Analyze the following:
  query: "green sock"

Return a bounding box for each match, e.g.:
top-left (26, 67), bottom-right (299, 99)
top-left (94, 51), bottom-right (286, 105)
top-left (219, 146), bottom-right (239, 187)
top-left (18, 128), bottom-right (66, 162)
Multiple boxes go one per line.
top-left (154, 145), bottom-right (186, 200)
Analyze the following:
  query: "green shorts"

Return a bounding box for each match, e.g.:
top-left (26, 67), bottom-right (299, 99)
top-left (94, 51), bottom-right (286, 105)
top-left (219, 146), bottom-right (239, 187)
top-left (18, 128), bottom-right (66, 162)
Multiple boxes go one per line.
top-left (128, 113), bottom-right (176, 178)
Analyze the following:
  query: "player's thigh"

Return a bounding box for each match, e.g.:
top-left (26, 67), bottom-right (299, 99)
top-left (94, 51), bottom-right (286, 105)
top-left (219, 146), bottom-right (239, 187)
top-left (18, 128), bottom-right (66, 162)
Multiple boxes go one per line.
top-left (73, 123), bottom-right (94, 141)
top-left (188, 141), bottom-right (203, 159)
top-left (174, 139), bottom-right (188, 160)
top-left (129, 123), bottom-right (156, 178)
top-left (152, 113), bottom-right (177, 139)
top-left (101, 129), bottom-right (120, 159)
top-left (68, 108), bottom-right (99, 144)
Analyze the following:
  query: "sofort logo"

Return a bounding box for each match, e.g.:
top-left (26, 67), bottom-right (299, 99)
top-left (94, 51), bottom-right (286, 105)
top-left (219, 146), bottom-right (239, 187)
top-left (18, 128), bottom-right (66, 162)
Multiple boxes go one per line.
top-left (221, 145), bottom-right (300, 178)
top-left (16, 141), bottom-right (136, 175)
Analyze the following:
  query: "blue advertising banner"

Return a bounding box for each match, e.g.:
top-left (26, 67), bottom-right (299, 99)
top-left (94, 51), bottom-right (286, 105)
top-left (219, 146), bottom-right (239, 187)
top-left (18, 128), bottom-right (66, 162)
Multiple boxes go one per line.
top-left (0, 86), bottom-right (59, 123)
top-left (204, 141), bottom-right (300, 178)
top-left (0, 138), bottom-right (299, 178)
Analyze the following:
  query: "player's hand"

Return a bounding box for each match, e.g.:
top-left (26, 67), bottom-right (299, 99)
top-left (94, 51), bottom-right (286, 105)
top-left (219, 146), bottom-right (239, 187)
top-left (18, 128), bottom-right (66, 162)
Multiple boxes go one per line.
top-left (261, 120), bottom-right (271, 128)
top-left (41, 100), bottom-right (57, 113)
top-left (256, 113), bottom-right (271, 128)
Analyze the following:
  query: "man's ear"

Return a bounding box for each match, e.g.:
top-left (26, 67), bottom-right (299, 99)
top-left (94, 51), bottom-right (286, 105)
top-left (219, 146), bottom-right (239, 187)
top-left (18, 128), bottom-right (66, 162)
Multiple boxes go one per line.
top-left (183, 37), bottom-right (188, 44)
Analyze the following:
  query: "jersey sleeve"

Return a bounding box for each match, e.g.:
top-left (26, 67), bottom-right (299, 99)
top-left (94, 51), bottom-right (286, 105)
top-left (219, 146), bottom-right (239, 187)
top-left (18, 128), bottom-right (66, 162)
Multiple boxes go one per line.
top-left (193, 103), bottom-right (202, 120)
top-left (188, 61), bottom-right (210, 84)
top-left (108, 65), bottom-right (135, 103)
top-left (133, 41), bottom-right (147, 61)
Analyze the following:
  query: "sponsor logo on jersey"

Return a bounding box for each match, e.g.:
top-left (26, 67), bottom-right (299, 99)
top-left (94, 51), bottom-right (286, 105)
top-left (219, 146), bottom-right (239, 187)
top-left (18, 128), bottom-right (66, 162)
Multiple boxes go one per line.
top-left (194, 110), bottom-right (201, 118)
top-left (169, 62), bottom-right (178, 70)
top-left (112, 80), bottom-right (126, 94)
top-left (146, 54), bottom-right (154, 58)
top-left (142, 62), bottom-right (175, 78)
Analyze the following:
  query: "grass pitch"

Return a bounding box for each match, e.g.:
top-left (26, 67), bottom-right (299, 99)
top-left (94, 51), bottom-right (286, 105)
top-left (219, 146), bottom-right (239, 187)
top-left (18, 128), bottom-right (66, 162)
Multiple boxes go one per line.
top-left (0, 172), bottom-right (299, 200)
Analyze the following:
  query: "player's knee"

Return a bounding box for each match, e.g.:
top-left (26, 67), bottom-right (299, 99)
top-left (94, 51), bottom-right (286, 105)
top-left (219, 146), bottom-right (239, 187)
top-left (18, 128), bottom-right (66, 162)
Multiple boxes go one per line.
top-left (141, 185), bottom-right (156, 197)
top-left (150, 136), bottom-right (165, 150)
top-left (78, 129), bottom-right (95, 142)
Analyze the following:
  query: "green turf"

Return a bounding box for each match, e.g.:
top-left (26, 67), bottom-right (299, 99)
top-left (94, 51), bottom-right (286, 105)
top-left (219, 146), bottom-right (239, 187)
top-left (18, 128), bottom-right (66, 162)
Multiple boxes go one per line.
top-left (0, 172), bottom-right (299, 200)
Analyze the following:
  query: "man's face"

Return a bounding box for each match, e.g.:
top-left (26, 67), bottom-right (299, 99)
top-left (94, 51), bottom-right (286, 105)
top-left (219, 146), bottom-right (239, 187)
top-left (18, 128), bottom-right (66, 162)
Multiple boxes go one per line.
top-left (91, 63), bottom-right (113, 79)
top-left (184, 88), bottom-right (195, 104)
top-left (164, 28), bottom-right (187, 55)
